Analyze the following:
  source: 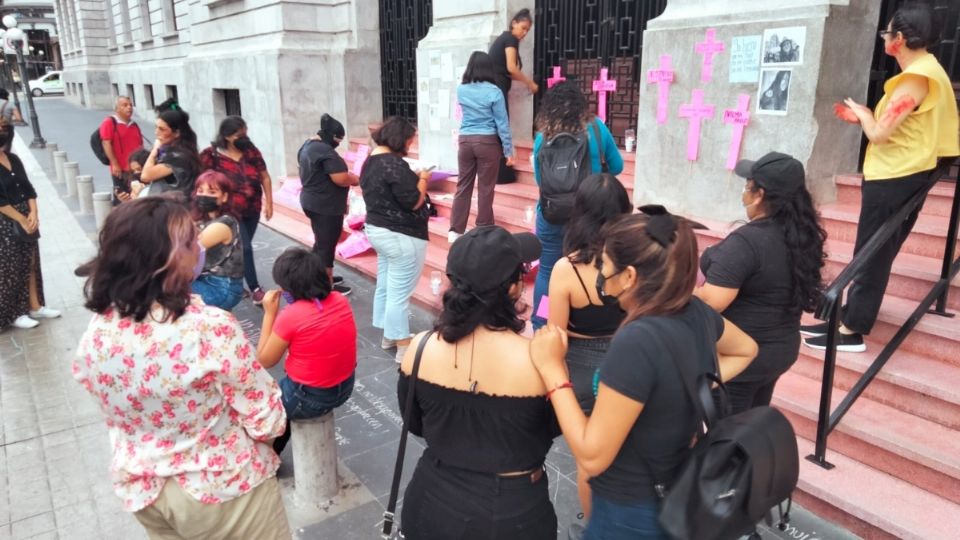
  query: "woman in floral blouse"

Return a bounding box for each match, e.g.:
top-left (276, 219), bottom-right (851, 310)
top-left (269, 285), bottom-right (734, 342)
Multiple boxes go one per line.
top-left (73, 195), bottom-right (290, 540)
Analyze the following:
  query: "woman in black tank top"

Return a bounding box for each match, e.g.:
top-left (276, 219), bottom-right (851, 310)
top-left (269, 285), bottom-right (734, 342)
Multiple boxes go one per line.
top-left (545, 173), bottom-right (631, 521)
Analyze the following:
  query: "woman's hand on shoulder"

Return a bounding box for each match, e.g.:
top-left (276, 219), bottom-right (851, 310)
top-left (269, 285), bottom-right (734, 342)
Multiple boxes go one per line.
top-left (529, 325), bottom-right (569, 385)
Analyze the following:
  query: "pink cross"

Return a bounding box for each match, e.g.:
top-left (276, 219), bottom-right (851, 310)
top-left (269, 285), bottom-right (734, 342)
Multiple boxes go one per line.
top-left (646, 55), bottom-right (675, 125)
top-left (592, 68), bottom-right (618, 123)
top-left (546, 66), bottom-right (566, 88)
top-left (678, 89), bottom-right (715, 161)
top-left (722, 94), bottom-right (751, 170)
top-left (343, 144), bottom-right (370, 176)
top-left (695, 28), bottom-right (725, 82)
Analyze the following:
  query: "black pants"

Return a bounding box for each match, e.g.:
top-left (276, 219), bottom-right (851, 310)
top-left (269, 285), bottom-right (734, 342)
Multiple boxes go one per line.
top-left (237, 215), bottom-right (261, 290)
top-left (401, 454), bottom-right (557, 540)
top-left (304, 211), bottom-right (344, 270)
top-left (842, 170), bottom-right (932, 335)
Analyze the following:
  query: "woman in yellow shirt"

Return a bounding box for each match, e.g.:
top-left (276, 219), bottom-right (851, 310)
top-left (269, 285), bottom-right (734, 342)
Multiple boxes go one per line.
top-left (803, 3), bottom-right (959, 352)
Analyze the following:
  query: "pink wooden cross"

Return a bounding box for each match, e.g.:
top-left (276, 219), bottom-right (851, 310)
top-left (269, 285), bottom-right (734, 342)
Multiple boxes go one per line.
top-left (695, 28), bottom-right (725, 82)
top-left (547, 66), bottom-right (566, 88)
top-left (678, 89), bottom-right (715, 161)
top-left (592, 67), bottom-right (618, 123)
top-left (343, 144), bottom-right (370, 176)
top-left (646, 55), bottom-right (675, 125)
top-left (722, 94), bottom-right (751, 170)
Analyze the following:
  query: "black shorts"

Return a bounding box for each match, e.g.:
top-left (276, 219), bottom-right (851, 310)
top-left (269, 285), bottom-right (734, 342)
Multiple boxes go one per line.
top-left (304, 211), bottom-right (344, 269)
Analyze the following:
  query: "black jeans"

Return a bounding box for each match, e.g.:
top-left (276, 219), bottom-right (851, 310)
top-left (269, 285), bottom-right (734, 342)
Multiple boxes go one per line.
top-left (401, 454), bottom-right (556, 540)
top-left (304, 211), bottom-right (344, 270)
top-left (842, 171), bottom-right (932, 334)
top-left (237, 214), bottom-right (261, 290)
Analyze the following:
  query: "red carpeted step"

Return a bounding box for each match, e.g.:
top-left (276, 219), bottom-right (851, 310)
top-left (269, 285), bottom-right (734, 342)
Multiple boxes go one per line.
top-left (835, 174), bottom-right (957, 219)
top-left (819, 203), bottom-right (959, 259)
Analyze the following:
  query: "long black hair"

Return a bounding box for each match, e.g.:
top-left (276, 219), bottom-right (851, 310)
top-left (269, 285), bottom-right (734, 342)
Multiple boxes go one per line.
top-left (535, 81), bottom-right (590, 139)
top-left (563, 173), bottom-right (632, 264)
top-left (749, 181), bottom-right (827, 314)
top-left (462, 51), bottom-right (497, 85)
top-left (212, 116), bottom-right (246, 149)
top-left (434, 266), bottom-right (525, 343)
top-left (158, 108), bottom-right (200, 170)
top-left (890, 2), bottom-right (941, 51)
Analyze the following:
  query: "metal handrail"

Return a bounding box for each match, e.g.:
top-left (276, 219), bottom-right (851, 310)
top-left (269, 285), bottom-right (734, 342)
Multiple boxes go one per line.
top-left (807, 157), bottom-right (960, 469)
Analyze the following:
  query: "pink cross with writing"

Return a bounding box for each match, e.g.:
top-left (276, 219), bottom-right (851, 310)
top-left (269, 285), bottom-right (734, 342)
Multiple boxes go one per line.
top-left (678, 89), bottom-right (715, 161)
top-left (592, 68), bottom-right (618, 123)
top-left (646, 55), bottom-right (675, 125)
top-left (695, 28), bottom-right (725, 82)
top-left (547, 66), bottom-right (566, 88)
top-left (722, 94), bottom-right (751, 170)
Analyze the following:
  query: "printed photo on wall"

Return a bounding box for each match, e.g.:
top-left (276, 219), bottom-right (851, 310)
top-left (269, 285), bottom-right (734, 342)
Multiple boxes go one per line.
top-left (761, 26), bottom-right (806, 66)
top-left (757, 69), bottom-right (792, 115)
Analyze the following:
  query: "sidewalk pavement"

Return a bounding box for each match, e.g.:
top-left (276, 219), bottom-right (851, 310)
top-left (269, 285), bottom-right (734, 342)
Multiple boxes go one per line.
top-left (2, 97), bottom-right (859, 539)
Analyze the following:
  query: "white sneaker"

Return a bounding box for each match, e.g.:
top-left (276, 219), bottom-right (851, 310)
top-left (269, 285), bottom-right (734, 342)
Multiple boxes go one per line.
top-left (29, 306), bottom-right (61, 319)
top-left (12, 315), bottom-right (39, 329)
top-left (448, 231), bottom-right (461, 244)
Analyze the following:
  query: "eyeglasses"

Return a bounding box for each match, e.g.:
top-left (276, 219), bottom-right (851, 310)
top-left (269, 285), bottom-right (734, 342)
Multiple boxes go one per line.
top-left (878, 30), bottom-right (894, 39)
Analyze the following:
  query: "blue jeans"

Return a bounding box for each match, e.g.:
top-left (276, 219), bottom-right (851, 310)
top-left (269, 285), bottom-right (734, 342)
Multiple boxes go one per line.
top-left (532, 210), bottom-right (566, 329)
top-left (237, 215), bottom-right (261, 290)
top-left (365, 224), bottom-right (427, 340)
top-left (191, 275), bottom-right (244, 310)
top-left (273, 373), bottom-right (355, 454)
top-left (584, 495), bottom-right (667, 540)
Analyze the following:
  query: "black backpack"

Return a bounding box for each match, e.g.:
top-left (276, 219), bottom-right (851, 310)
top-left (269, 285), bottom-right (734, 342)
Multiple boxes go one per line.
top-left (537, 120), bottom-right (604, 224)
top-left (648, 318), bottom-right (799, 540)
top-left (91, 117), bottom-right (117, 166)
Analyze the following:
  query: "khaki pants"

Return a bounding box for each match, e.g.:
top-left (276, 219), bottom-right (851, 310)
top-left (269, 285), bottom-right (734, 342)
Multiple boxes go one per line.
top-left (134, 477), bottom-right (291, 540)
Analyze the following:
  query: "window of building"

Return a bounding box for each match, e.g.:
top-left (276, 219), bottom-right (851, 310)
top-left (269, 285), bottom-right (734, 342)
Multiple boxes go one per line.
top-left (138, 0), bottom-right (153, 40)
top-left (118, 0), bottom-right (133, 43)
top-left (126, 84), bottom-right (136, 105)
top-left (214, 88), bottom-right (242, 117)
top-left (103, 0), bottom-right (117, 47)
top-left (144, 84), bottom-right (155, 110)
top-left (79, 83), bottom-right (86, 106)
top-left (165, 84), bottom-right (178, 102)
top-left (162, 0), bottom-right (178, 32)
top-left (112, 83), bottom-right (120, 98)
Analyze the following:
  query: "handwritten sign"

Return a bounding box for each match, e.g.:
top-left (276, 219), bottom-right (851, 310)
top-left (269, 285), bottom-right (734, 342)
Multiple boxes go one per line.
top-left (647, 55), bottom-right (675, 125)
top-left (678, 89), bottom-right (715, 161)
top-left (695, 28), bottom-right (725, 83)
top-left (728, 35), bottom-right (762, 83)
top-left (722, 94), bottom-right (751, 170)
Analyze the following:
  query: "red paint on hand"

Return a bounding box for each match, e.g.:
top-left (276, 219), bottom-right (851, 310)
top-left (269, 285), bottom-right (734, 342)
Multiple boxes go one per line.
top-left (880, 94), bottom-right (917, 127)
top-left (833, 103), bottom-right (860, 124)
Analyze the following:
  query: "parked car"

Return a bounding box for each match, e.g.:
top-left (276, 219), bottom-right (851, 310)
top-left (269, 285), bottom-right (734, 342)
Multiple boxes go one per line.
top-left (28, 71), bottom-right (64, 97)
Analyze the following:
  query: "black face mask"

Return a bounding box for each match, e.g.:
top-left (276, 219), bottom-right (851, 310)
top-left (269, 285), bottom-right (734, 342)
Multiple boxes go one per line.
top-left (595, 269), bottom-right (625, 307)
top-left (233, 136), bottom-right (254, 151)
top-left (196, 195), bottom-right (220, 213)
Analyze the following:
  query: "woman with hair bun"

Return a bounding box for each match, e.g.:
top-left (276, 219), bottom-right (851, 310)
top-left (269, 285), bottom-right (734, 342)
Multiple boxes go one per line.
top-left (73, 196), bottom-right (289, 539)
top-left (696, 152), bottom-right (826, 413)
top-left (397, 226), bottom-right (559, 540)
top-left (530, 212), bottom-right (757, 539)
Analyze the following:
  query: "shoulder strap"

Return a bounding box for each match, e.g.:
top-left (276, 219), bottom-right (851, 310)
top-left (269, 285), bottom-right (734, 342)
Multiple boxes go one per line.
top-left (383, 330), bottom-right (435, 538)
top-left (569, 261), bottom-right (594, 302)
top-left (588, 119), bottom-right (606, 169)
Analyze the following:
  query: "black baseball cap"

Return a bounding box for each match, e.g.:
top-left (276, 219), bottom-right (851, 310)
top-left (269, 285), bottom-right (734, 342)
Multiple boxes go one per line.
top-left (734, 152), bottom-right (806, 194)
top-left (446, 226), bottom-right (541, 293)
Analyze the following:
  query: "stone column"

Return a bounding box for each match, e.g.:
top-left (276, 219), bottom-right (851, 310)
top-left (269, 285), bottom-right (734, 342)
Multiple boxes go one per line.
top-left (291, 413), bottom-right (339, 503)
top-left (633, 0), bottom-right (881, 222)
top-left (64, 161), bottom-right (79, 197)
top-left (415, 2), bottom-right (537, 171)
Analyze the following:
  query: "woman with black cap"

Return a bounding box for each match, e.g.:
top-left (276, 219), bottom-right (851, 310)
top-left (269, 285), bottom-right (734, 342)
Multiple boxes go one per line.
top-left (530, 212), bottom-right (757, 539)
top-left (696, 152), bottom-right (827, 413)
top-left (297, 114), bottom-right (358, 295)
top-left (397, 226), bottom-right (559, 540)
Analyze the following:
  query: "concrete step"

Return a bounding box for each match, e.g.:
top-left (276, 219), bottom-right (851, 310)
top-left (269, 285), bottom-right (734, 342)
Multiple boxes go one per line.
top-left (792, 436), bottom-right (960, 540)
top-left (819, 202), bottom-right (959, 260)
top-left (835, 174), bottom-right (958, 219)
top-left (855, 294), bottom-right (960, 367)
top-left (774, 372), bottom-right (960, 506)
top-left (793, 335), bottom-right (960, 429)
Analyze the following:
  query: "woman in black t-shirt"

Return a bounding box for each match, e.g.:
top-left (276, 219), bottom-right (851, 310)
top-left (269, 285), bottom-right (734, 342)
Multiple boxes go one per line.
top-left (530, 212), bottom-right (757, 539)
top-left (696, 152), bottom-right (826, 413)
top-left (488, 8), bottom-right (538, 109)
top-left (141, 106), bottom-right (200, 198)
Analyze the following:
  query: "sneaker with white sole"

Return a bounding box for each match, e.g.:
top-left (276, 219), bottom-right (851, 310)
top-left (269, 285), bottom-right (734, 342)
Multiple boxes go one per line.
top-left (799, 321), bottom-right (831, 337)
top-left (29, 306), bottom-right (61, 319)
top-left (448, 231), bottom-right (461, 244)
top-left (803, 332), bottom-right (866, 353)
top-left (12, 315), bottom-right (39, 329)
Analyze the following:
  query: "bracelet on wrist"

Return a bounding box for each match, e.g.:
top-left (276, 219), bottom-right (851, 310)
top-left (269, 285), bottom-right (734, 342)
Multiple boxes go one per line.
top-left (546, 381), bottom-right (574, 401)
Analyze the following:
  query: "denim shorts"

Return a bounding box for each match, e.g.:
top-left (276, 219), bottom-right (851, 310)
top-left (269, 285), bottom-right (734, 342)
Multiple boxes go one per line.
top-left (279, 373), bottom-right (354, 420)
top-left (191, 274), bottom-right (244, 310)
top-left (584, 495), bottom-right (667, 540)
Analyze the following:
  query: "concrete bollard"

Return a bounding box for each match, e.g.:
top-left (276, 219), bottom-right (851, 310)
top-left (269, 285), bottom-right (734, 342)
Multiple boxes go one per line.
top-left (77, 175), bottom-right (94, 214)
top-left (93, 192), bottom-right (112, 230)
top-left (46, 143), bottom-right (58, 170)
top-left (53, 151), bottom-right (67, 184)
top-left (64, 162), bottom-right (80, 197)
top-left (290, 412), bottom-right (339, 503)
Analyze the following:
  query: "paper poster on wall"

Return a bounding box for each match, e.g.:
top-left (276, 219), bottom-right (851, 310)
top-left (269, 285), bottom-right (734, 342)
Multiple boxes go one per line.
top-left (429, 52), bottom-right (442, 79)
top-left (440, 53), bottom-right (454, 83)
top-left (437, 89), bottom-right (451, 118)
top-left (761, 26), bottom-right (806, 66)
top-left (757, 69), bottom-right (792, 115)
top-left (728, 35), bottom-right (762, 83)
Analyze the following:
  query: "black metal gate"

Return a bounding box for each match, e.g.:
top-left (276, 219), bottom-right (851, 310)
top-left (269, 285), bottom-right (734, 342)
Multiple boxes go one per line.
top-left (379, 0), bottom-right (433, 123)
top-left (533, 0), bottom-right (668, 143)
